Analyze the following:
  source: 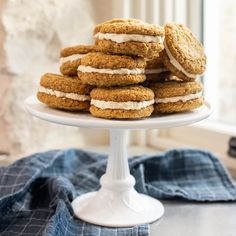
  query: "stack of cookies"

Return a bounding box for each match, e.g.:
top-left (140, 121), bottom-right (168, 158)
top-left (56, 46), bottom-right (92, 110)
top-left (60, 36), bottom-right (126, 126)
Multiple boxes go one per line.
top-left (37, 18), bottom-right (206, 120)
top-left (78, 19), bottom-right (166, 119)
top-left (37, 45), bottom-right (96, 111)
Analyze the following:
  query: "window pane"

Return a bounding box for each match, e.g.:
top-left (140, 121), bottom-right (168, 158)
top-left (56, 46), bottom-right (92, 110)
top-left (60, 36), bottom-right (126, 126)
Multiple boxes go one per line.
top-left (204, 0), bottom-right (236, 125)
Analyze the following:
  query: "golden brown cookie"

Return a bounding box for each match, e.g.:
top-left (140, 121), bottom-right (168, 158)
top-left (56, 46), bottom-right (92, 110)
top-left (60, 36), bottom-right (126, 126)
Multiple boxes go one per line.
top-left (94, 18), bottom-right (143, 33)
top-left (94, 18), bottom-right (164, 59)
top-left (78, 52), bottom-right (146, 87)
top-left (60, 45), bottom-right (96, 76)
top-left (90, 85), bottom-right (154, 119)
top-left (150, 80), bottom-right (204, 113)
top-left (37, 73), bottom-right (93, 111)
top-left (162, 23), bottom-right (206, 81)
top-left (145, 56), bottom-right (170, 82)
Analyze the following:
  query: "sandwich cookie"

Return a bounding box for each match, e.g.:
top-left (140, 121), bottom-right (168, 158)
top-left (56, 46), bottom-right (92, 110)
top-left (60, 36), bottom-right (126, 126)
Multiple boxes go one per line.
top-left (60, 45), bottom-right (96, 76)
top-left (145, 56), bottom-right (170, 82)
top-left (37, 73), bottom-right (93, 111)
top-left (161, 23), bottom-right (206, 81)
top-left (90, 86), bottom-right (154, 119)
top-left (78, 52), bottom-right (146, 87)
top-left (150, 81), bottom-right (204, 113)
top-left (94, 18), bottom-right (164, 59)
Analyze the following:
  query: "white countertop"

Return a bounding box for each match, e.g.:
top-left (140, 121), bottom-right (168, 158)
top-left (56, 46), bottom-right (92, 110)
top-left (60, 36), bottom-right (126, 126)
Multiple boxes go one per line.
top-left (151, 201), bottom-right (236, 236)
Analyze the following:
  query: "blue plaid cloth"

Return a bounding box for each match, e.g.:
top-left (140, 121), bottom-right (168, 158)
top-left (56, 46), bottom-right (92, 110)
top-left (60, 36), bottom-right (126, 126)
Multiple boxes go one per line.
top-left (0, 148), bottom-right (236, 236)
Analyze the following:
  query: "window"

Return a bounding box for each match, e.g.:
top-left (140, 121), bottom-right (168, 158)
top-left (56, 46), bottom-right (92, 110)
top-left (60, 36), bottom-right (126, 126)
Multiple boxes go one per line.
top-left (204, 0), bottom-right (236, 125)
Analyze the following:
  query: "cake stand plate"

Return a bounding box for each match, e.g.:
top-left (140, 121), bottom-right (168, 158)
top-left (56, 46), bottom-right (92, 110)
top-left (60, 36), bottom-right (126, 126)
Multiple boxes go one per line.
top-left (24, 96), bottom-right (212, 129)
top-left (24, 95), bottom-right (212, 227)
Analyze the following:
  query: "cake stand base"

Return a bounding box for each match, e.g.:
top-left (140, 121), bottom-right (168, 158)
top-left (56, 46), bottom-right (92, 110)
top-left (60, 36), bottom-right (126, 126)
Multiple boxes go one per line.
top-left (71, 129), bottom-right (164, 227)
top-left (72, 178), bottom-right (164, 227)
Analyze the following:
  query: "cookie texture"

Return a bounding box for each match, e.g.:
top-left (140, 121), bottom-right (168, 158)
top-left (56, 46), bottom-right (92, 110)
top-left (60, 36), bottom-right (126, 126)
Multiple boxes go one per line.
top-left (78, 53), bottom-right (146, 87)
top-left (37, 93), bottom-right (90, 111)
top-left (163, 23), bottom-right (206, 80)
top-left (94, 18), bottom-right (143, 34)
top-left (40, 73), bottom-right (93, 94)
top-left (80, 73), bottom-right (145, 87)
top-left (60, 60), bottom-right (81, 76)
top-left (146, 57), bottom-right (163, 69)
top-left (145, 57), bottom-right (170, 82)
top-left (90, 85), bottom-right (154, 102)
top-left (154, 98), bottom-right (204, 113)
top-left (150, 81), bottom-right (203, 98)
top-left (145, 71), bottom-right (171, 83)
top-left (60, 45), bottom-right (96, 76)
top-left (96, 40), bottom-right (163, 60)
top-left (90, 105), bottom-right (154, 119)
top-left (94, 18), bottom-right (164, 35)
top-left (80, 52), bottom-right (146, 69)
top-left (60, 45), bottom-right (97, 57)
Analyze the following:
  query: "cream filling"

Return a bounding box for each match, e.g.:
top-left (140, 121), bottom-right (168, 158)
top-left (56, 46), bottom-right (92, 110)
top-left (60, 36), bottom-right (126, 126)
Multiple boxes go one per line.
top-left (164, 40), bottom-right (197, 79)
top-left (91, 99), bottom-right (154, 110)
top-left (38, 86), bottom-right (90, 101)
top-left (60, 54), bottom-right (85, 65)
top-left (94, 32), bottom-right (164, 43)
top-left (145, 68), bottom-right (169, 75)
top-left (78, 65), bottom-right (144, 75)
top-left (155, 92), bottom-right (202, 104)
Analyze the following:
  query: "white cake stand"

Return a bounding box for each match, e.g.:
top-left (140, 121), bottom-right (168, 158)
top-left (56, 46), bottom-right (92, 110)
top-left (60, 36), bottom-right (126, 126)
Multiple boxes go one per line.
top-left (24, 95), bottom-right (212, 227)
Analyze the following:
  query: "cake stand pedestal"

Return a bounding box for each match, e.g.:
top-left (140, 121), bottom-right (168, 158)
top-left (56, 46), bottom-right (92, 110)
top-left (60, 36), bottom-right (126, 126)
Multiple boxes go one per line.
top-left (24, 95), bottom-right (212, 227)
top-left (71, 129), bottom-right (164, 227)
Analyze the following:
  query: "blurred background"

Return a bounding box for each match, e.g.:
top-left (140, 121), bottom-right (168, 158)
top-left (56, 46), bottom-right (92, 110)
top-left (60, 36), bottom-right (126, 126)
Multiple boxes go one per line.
top-left (0, 0), bottom-right (235, 173)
